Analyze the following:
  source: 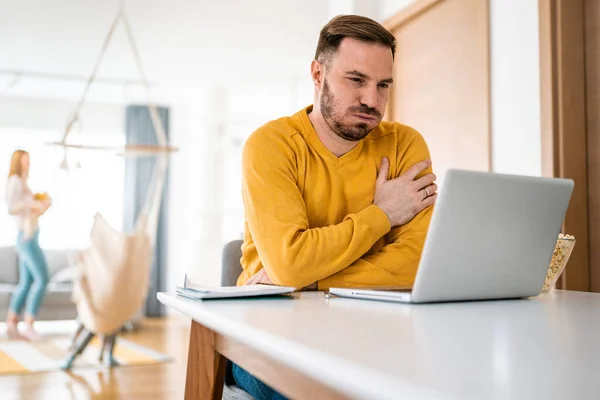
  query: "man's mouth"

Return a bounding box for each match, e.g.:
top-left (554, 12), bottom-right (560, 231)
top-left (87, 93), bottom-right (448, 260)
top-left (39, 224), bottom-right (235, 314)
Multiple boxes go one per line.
top-left (354, 113), bottom-right (377, 121)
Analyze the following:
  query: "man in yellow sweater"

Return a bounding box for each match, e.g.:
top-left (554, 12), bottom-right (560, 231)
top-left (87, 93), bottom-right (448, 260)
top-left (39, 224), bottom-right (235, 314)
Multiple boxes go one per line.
top-left (237, 15), bottom-right (436, 292)
top-left (231, 14), bottom-right (437, 400)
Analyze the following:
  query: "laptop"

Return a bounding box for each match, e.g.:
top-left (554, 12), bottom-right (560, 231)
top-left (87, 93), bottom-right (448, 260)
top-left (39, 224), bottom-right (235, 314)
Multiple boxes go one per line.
top-left (329, 169), bottom-right (574, 304)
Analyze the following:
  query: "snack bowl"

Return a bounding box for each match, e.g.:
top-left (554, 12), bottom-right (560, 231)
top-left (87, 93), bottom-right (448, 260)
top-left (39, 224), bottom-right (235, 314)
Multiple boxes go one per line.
top-left (542, 234), bottom-right (576, 293)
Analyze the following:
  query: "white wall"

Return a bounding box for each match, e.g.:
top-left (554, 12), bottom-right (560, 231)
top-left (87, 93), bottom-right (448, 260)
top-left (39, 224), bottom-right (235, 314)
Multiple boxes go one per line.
top-left (329, 0), bottom-right (380, 20)
top-left (490, 0), bottom-right (541, 176)
top-left (378, 0), bottom-right (417, 21)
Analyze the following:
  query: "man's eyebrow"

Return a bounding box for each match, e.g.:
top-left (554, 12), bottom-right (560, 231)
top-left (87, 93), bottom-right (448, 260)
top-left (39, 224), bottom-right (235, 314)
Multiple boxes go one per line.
top-left (345, 70), bottom-right (369, 79)
top-left (346, 70), bottom-right (394, 84)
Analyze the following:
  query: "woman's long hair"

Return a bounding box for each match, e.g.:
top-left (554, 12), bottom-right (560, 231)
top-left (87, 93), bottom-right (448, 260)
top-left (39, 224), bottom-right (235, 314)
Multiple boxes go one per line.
top-left (8, 150), bottom-right (29, 179)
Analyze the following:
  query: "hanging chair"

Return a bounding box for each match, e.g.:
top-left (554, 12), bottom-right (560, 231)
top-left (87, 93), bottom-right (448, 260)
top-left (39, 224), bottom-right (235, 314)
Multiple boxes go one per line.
top-left (50, 5), bottom-right (176, 336)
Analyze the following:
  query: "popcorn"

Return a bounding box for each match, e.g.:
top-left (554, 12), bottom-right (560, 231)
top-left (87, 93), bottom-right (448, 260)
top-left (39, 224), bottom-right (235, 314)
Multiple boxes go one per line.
top-left (542, 234), bottom-right (576, 292)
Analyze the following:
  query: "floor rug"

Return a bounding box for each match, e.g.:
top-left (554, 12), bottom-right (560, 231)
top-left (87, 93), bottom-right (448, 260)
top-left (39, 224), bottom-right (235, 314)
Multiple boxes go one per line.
top-left (0, 336), bottom-right (172, 375)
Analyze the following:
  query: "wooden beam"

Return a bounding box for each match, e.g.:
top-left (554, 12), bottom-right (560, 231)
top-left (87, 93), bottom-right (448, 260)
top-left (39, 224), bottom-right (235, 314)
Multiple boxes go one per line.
top-left (584, 0), bottom-right (600, 292)
top-left (538, 0), bottom-right (590, 291)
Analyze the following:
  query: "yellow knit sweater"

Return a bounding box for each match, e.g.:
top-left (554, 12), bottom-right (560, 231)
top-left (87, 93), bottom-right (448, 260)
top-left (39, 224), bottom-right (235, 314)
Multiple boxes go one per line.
top-left (237, 105), bottom-right (433, 290)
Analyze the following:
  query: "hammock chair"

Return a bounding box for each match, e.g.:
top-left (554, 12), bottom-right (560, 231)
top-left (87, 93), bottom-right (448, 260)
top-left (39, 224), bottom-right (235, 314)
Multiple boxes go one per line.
top-left (52, 4), bottom-right (177, 368)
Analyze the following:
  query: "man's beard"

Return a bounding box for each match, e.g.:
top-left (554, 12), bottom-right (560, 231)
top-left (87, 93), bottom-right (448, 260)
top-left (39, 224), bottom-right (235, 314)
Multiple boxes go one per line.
top-left (320, 78), bottom-right (381, 142)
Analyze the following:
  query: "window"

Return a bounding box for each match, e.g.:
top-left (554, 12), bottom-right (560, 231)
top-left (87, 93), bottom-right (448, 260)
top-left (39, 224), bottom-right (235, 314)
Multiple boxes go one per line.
top-left (0, 128), bottom-right (125, 250)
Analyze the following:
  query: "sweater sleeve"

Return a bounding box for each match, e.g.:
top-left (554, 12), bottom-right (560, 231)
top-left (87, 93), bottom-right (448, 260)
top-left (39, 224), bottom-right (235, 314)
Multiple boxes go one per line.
top-left (318, 129), bottom-right (434, 289)
top-left (242, 130), bottom-right (391, 288)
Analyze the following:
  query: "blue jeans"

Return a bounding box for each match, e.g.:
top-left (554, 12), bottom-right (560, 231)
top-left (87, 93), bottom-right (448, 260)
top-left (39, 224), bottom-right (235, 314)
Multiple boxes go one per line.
top-left (9, 230), bottom-right (49, 317)
top-left (232, 363), bottom-right (288, 400)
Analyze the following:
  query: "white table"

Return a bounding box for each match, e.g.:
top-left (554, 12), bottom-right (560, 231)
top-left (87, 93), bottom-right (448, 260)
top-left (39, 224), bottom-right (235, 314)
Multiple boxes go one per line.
top-left (158, 290), bottom-right (600, 400)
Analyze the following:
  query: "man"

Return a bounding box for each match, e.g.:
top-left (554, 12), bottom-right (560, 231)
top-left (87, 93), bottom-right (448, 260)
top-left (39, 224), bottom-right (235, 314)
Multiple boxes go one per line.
top-left (238, 15), bottom-right (436, 290)
top-left (231, 14), bottom-right (436, 399)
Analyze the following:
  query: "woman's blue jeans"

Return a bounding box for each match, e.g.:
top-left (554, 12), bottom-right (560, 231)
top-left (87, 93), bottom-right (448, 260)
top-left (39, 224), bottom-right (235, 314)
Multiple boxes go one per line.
top-left (9, 230), bottom-right (49, 317)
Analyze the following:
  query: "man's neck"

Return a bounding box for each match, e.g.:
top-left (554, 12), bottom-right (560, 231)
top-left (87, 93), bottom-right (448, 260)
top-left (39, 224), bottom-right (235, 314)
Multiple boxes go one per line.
top-left (307, 108), bottom-right (359, 157)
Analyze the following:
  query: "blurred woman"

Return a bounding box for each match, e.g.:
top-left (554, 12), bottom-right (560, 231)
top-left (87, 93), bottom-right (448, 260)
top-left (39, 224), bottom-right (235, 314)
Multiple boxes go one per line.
top-left (4, 150), bottom-right (52, 340)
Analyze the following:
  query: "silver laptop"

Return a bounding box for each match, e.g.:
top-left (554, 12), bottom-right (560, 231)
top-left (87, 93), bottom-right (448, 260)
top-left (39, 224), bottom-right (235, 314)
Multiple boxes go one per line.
top-left (329, 169), bottom-right (574, 304)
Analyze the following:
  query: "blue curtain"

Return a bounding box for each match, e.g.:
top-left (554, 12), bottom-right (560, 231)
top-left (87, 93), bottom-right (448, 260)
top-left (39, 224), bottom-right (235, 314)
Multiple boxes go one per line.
top-left (123, 105), bottom-right (169, 317)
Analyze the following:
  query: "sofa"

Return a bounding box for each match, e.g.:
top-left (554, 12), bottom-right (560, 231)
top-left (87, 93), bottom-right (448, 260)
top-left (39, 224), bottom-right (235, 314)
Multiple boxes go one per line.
top-left (0, 246), bottom-right (78, 321)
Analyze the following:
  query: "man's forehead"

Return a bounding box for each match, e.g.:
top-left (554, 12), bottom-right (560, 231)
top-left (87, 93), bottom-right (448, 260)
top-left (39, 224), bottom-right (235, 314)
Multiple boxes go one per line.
top-left (330, 37), bottom-right (393, 76)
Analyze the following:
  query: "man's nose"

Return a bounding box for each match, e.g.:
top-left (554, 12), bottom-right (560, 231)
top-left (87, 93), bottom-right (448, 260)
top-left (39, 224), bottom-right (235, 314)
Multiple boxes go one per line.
top-left (360, 85), bottom-right (379, 110)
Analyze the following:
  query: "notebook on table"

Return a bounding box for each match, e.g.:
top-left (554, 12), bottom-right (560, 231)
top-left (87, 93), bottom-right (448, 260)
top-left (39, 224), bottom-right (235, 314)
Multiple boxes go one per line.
top-left (176, 274), bottom-right (296, 300)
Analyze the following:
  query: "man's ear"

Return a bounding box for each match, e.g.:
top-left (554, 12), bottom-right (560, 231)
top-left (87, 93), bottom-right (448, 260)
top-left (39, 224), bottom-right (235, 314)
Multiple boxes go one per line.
top-left (310, 60), bottom-right (324, 89)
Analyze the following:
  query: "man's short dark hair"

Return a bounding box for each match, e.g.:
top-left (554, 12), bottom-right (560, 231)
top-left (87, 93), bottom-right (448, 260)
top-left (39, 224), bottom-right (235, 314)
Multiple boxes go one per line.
top-left (315, 15), bottom-right (397, 67)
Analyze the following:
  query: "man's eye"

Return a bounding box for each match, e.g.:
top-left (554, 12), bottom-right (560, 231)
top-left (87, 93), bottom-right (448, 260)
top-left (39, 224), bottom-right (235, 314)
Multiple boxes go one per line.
top-left (349, 78), bottom-right (363, 83)
top-left (378, 83), bottom-right (389, 89)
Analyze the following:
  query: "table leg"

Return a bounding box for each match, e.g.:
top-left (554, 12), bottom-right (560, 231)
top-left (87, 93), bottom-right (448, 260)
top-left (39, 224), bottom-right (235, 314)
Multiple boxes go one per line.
top-left (185, 320), bottom-right (226, 400)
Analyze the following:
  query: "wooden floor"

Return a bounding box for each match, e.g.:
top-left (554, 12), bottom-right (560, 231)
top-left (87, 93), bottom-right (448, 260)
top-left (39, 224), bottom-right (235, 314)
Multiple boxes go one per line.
top-left (0, 317), bottom-right (190, 400)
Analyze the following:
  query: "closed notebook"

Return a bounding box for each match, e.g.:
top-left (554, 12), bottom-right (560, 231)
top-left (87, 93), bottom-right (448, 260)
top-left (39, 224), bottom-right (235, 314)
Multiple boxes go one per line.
top-left (176, 274), bottom-right (296, 300)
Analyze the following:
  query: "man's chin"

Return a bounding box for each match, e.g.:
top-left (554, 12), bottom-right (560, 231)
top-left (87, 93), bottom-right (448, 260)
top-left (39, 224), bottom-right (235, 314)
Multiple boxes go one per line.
top-left (338, 128), bottom-right (370, 141)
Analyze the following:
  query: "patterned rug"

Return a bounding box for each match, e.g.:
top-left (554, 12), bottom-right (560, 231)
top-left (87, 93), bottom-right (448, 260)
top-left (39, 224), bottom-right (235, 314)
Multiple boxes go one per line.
top-left (0, 336), bottom-right (172, 375)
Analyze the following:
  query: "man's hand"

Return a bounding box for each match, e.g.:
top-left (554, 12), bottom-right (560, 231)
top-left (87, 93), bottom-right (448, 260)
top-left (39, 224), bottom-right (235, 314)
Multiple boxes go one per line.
top-left (244, 268), bottom-right (274, 286)
top-left (374, 157), bottom-right (437, 227)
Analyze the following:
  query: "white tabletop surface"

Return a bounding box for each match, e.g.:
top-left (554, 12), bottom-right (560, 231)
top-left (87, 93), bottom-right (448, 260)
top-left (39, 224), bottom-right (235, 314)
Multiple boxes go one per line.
top-left (158, 290), bottom-right (600, 400)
